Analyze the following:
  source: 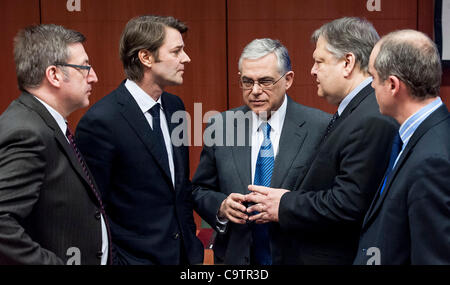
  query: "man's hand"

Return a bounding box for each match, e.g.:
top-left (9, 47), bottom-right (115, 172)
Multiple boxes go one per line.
top-left (245, 185), bottom-right (290, 223)
top-left (218, 193), bottom-right (248, 224)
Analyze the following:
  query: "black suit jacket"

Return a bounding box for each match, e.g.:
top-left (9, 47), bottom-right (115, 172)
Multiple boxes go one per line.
top-left (192, 97), bottom-right (330, 264)
top-left (75, 81), bottom-right (203, 265)
top-left (354, 104), bottom-right (450, 265)
top-left (0, 92), bottom-right (106, 265)
top-left (278, 84), bottom-right (398, 264)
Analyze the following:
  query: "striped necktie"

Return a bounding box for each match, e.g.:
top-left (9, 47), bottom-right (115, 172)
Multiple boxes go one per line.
top-left (251, 122), bottom-right (274, 265)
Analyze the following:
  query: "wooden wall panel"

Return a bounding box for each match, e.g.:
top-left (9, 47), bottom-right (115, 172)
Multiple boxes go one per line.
top-left (227, 0), bottom-right (418, 114)
top-left (0, 0), bottom-right (40, 114)
top-left (40, 0), bottom-right (228, 179)
top-left (418, 0), bottom-right (450, 107)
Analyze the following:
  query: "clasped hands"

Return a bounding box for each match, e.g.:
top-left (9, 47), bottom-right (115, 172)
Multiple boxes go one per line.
top-left (218, 185), bottom-right (290, 224)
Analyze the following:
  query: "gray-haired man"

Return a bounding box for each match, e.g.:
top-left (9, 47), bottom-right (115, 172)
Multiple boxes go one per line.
top-left (192, 38), bottom-right (330, 265)
top-left (0, 24), bottom-right (109, 264)
top-left (246, 17), bottom-right (398, 264)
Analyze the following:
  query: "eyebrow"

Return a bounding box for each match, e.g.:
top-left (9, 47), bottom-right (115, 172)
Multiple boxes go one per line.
top-left (242, 76), bottom-right (275, 81)
top-left (170, 44), bottom-right (184, 50)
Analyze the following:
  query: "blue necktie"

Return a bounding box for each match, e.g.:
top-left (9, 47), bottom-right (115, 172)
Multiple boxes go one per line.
top-left (251, 122), bottom-right (274, 265)
top-left (379, 134), bottom-right (403, 196)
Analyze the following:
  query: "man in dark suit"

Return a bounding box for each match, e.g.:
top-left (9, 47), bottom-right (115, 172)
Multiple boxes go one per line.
top-left (246, 17), bottom-right (398, 264)
top-left (75, 15), bottom-right (203, 265)
top-left (192, 38), bottom-right (330, 264)
top-left (0, 24), bottom-right (109, 264)
top-left (354, 30), bottom-right (450, 265)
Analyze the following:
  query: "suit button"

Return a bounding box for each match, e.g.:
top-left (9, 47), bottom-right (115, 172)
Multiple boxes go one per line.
top-left (95, 211), bottom-right (101, 220)
top-left (173, 233), bottom-right (180, 240)
top-left (97, 250), bottom-right (103, 259)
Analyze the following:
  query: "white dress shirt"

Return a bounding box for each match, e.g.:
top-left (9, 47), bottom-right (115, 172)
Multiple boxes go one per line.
top-left (250, 94), bottom-right (287, 183)
top-left (125, 79), bottom-right (176, 186)
top-left (34, 96), bottom-right (109, 265)
top-left (216, 94), bottom-right (288, 232)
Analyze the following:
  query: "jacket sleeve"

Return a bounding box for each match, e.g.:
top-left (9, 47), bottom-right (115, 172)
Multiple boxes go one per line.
top-left (408, 155), bottom-right (450, 264)
top-left (0, 127), bottom-right (64, 264)
top-left (279, 115), bottom-right (397, 232)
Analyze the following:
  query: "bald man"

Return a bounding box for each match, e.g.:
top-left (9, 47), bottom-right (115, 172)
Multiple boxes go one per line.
top-left (354, 30), bottom-right (450, 265)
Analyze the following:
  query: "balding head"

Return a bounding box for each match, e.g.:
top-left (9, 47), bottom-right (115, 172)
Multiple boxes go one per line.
top-left (373, 29), bottom-right (442, 99)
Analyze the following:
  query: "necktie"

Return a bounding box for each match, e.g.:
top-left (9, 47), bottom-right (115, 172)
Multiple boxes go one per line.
top-left (322, 111), bottom-right (339, 143)
top-left (379, 134), bottom-right (403, 196)
top-left (66, 126), bottom-right (112, 264)
top-left (326, 111), bottom-right (339, 135)
top-left (66, 126), bottom-right (104, 207)
top-left (251, 122), bottom-right (274, 265)
top-left (148, 103), bottom-right (170, 175)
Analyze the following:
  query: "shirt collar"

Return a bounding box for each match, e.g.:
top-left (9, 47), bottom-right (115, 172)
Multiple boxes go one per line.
top-left (337, 77), bottom-right (373, 116)
top-left (33, 96), bottom-right (67, 135)
top-left (252, 94), bottom-right (287, 135)
top-left (399, 97), bottom-right (443, 147)
top-left (125, 79), bottom-right (162, 113)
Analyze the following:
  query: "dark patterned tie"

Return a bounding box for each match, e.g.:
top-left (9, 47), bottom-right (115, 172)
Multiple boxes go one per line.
top-left (324, 111), bottom-right (339, 139)
top-left (66, 126), bottom-right (104, 207)
top-left (66, 125), bottom-right (112, 264)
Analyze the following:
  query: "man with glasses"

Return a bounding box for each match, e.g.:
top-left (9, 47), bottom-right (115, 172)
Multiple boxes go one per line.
top-left (192, 38), bottom-right (330, 264)
top-left (245, 17), bottom-right (398, 264)
top-left (0, 24), bottom-right (109, 264)
top-left (75, 15), bottom-right (204, 265)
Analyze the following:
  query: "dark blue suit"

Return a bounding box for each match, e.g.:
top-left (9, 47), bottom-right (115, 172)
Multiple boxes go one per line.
top-left (75, 81), bottom-right (203, 264)
top-left (354, 104), bottom-right (450, 265)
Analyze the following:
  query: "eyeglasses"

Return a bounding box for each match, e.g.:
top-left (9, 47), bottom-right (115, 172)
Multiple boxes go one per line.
top-left (239, 72), bottom-right (288, 90)
top-left (55, 62), bottom-right (91, 77)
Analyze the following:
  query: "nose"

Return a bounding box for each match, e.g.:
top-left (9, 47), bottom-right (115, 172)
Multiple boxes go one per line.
top-left (181, 50), bottom-right (191, 63)
top-left (251, 82), bottom-right (263, 95)
top-left (88, 67), bottom-right (98, 83)
top-left (311, 63), bottom-right (317, 76)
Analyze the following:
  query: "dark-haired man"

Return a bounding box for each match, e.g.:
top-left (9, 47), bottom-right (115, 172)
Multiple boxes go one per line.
top-left (76, 15), bottom-right (203, 265)
top-left (246, 17), bottom-right (398, 264)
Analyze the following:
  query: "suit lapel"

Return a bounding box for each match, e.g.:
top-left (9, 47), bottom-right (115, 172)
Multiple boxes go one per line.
top-left (231, 106), bottom-right (252, 193)
top-left (116, 84), bottom-right (173, 184)
top-left (338, 84), bottom-right (373, 122)
top-left (18, 92), bottom-right (99, 202)
top-left (271, 98), bottom-right (307, 188)
top-left (362, 105), bottom-right (449, 229)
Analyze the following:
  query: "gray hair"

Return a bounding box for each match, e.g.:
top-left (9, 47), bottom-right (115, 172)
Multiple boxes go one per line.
top-left (238, 38), bottom-right (292, 75)
top-left (119, 15), bottom-right (188, 82)
top-left (13, 24), bottom-right (85, 92)
top-left (374, 29), bottom-right (442, 99)
top-left (311, 17), bottom-right (379, 73)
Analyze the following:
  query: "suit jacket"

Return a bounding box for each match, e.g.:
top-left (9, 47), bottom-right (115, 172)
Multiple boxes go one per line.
top-left (0, 92), bottom-right (106, 265)
top-left (192, 96), bottom-right (330, 264)
top-left (75, 81), bottom-right (204, 265)
top-left (354, 104), bottom-right (450, 265)
top-left (278, 85), bottom-right (398, 264)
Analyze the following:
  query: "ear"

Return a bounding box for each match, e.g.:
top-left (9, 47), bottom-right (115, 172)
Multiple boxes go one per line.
top-left (342, 52), bottom-right (356, 77)
top-left (388, 75), bottom-right (401, 96)
top-left (284, 71), bottom-right (295, 90)
top-left (46, 65), bottom-right (64, 88)
top-left (138, 49), bottom-right (154, 68)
